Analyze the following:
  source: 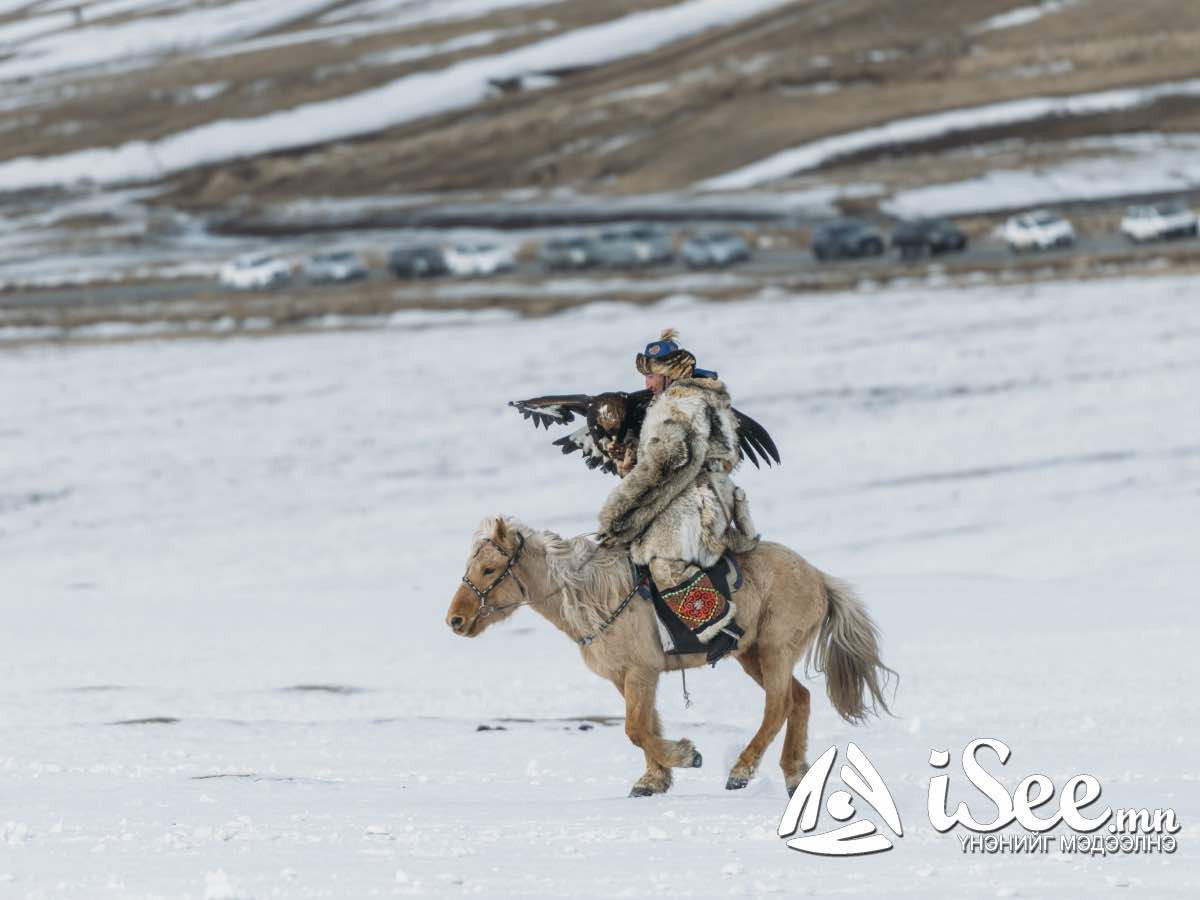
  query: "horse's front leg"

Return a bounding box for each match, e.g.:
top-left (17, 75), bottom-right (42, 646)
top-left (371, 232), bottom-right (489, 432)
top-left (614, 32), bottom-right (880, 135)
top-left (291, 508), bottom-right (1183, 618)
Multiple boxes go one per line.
top-left (622, 668), bottom-right (702, 797)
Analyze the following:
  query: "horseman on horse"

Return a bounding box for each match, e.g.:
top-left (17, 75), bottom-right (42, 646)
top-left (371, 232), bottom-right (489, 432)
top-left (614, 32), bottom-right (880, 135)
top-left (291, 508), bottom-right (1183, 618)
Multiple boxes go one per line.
top-left (597, 329), bottom-right (761, 664)
top-left (455, 342), bottom-right (892, 797)
top-left (509, 328), bottom-right (776, 665)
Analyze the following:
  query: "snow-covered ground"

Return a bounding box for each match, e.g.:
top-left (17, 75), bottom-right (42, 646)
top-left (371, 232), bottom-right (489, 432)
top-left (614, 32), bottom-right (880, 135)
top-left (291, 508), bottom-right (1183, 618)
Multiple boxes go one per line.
top-left (883, 133), bottom-right (1200, 218)
top-left (0, 0), bottom-right (339, 80)
top-left (1, 274), bottom-right (1197, 897)
top-left (701, 79), bottom-right (1200, 191)
top-left (967, 0), bottom-right (1080, 35)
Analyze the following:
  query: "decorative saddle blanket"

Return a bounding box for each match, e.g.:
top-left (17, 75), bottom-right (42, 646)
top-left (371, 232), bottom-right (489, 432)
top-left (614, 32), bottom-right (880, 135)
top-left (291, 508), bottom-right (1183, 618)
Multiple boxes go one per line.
top-left (635, 553), bottom-right (743, 655)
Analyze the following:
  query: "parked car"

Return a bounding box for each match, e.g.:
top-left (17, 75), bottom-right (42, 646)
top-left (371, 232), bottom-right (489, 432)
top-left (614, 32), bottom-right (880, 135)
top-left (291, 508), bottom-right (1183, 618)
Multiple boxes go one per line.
top-left (388, 245), bottom-right (448, 278)
top-left (592, 229), bottom-right (642, 269)
top-left (891, 218), bottom-right (968, 260)
top-left (627, 224), bottom-right (674, 265)
top-left (539, 235), bottom-right (596, 271)
top-left (443, 242), bottom-right (516, 277)
top-left (1003, 210), bottom-right (1075, 252)
top-left (1120, 200), bottom-right (1198, 243)
top-left (303, 250), bottom-right (368, 283)
top-left (681, 231), bottom-right (752, 268)
top-left (811, 219), bottom-right (885, 261)
top-left (218, 252), bottom-right (291, 290)
top-left (593, 225), bottom-right (674, 269)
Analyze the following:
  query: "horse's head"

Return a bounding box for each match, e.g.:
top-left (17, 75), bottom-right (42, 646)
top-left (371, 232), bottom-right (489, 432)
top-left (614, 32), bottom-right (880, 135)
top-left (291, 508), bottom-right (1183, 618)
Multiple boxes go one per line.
top-left (446, 516), bottom-right (529, 637)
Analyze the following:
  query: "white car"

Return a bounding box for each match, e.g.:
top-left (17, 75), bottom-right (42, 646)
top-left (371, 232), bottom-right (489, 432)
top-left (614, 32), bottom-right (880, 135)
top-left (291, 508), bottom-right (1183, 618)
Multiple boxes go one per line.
top-left (219, 253), bottom-right (292, 290)
top-left (303, 250), bottom-right (368, 283)
top-left (443, 242), bottom-right (516, 277)
top-left (1120, 201), bottom-right (1198, 243)
top-left (1003, 210), bottom-right (1075, 252)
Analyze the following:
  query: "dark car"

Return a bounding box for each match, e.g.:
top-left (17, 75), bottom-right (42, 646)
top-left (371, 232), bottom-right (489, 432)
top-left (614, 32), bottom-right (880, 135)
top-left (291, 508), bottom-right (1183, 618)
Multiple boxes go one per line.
top-left (811, 219), bottom-right (885, 261)
top-left (388, 245), bottom-right (447, 278)
top-left (891, 218), bottom-right (968, 260)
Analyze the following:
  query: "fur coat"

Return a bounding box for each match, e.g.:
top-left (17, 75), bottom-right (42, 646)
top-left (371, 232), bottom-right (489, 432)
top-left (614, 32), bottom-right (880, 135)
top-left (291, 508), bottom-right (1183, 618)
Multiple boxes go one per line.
top-left (598, 377), bottom-right (759, 571)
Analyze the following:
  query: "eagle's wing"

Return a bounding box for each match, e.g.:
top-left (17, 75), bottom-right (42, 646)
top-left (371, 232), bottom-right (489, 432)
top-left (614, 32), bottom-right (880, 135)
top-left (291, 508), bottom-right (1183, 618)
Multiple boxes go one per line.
top-left (552, 426), bottom-right (617, 475)
top-left (510, 391), bottom-right (634, 476)
top-left (732, 408), bottom-right (781, 468)
top-left (507, 394), bottom-right (593, 430)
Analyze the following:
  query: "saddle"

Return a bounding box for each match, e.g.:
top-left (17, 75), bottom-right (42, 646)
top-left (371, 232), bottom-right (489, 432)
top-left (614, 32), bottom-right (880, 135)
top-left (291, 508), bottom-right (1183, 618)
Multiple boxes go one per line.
top-left (635, 553), bottom-right (744, 656)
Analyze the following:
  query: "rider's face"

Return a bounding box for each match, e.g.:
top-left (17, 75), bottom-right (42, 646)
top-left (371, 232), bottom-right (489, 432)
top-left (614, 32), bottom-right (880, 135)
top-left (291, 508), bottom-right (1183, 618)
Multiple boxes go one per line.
top-left (645, 373), bottom-right (667, 395)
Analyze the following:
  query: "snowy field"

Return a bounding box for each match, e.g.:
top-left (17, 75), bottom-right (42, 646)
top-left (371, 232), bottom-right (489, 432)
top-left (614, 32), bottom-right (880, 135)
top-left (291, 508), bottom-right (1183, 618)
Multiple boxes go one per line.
top-left (1, 275), bottom-right (1198, 898)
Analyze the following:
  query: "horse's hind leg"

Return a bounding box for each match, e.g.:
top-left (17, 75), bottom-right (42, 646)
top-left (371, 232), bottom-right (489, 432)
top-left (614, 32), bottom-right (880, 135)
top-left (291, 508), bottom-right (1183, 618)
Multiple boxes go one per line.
top-left (623, 668), bottom-right (702, 797)
top-left (782, 679), bottom-right (811, 795)
top-left (735, 655), bottom-right (807, 791)
top-left (727, 647), bottom-right (793, 790)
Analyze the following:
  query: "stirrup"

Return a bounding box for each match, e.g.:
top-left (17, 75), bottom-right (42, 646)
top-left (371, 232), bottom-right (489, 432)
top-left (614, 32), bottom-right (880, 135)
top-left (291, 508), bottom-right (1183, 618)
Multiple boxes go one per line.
top-left (706, 622), bottom-right (744, 666)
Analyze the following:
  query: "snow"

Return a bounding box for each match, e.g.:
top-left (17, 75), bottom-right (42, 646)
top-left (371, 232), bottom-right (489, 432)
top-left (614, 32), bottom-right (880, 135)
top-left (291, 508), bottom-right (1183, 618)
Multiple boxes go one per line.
top-left (37, 0), bottom-right (186, 20)
top-left (207, 19), bottom-right (553, 67)
top-left (0, 0), bottom-right (340, 82)
top-left (0, 0), bottom-right (37, 16)
top-left (700, 78), bottom-right (1200, 190)
top-left (969, 0), bottom-right (1079, 34)
top-left (882, 133), bottom-right (1200, 217)
top-left (0, 11), bottom-right (73, 48)
top-left (0, 0), bottom-right (798, 192)
top-left (1, 273), bottom-right (1198, 896)
top-left (319, 0), bottom-right (563, 28)
top-left (602, 81), bottom-right (674, 103)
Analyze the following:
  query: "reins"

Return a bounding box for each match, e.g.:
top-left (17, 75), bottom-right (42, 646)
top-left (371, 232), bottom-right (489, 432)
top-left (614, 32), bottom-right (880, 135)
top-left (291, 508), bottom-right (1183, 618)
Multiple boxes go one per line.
top-left (576, 568), bottom-right (642, 646)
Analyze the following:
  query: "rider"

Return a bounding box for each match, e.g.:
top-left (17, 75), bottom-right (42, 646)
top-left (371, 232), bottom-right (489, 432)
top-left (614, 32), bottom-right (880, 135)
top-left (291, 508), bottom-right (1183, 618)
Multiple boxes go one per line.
top-left (598, 329), bottom-right (758, 664)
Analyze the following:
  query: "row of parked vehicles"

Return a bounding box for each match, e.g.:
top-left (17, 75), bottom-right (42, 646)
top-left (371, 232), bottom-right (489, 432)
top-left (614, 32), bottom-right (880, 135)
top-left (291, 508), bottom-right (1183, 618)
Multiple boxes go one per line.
top-left (811, 216), bottom-right (969, 261)
top-left (218, 250), bottom-right (368, 290)
top-left (1002, 201), bottom-right (1198, 250)
top-left (218, 198), bottom-right (1199, 288)
top-left (217, 226), bottom-right (755, 289)
top-left (810, 199), bottom-right (1199, 262)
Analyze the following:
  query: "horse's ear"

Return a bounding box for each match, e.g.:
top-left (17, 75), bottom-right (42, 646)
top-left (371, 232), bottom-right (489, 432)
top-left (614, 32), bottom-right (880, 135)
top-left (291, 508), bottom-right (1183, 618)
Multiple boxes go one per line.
top-left (491, 517), bottom-right (509, 545)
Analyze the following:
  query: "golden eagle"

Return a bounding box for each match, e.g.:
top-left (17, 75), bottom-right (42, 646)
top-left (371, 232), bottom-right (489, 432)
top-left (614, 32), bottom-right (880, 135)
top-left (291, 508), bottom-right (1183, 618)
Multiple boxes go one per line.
top-left (509, 390), bottom-right (779, 476)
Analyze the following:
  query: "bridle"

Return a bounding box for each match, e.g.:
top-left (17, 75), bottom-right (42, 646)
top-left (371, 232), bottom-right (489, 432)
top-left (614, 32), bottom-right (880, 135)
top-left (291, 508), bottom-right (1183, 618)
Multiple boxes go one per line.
top-left (461, 532), bottom-right (527, 617)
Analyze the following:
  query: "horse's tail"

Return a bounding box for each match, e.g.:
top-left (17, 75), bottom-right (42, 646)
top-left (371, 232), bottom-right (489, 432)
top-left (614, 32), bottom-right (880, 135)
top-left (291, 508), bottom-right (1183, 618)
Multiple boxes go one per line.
top-left (806, 574), bottom-right (896, 724)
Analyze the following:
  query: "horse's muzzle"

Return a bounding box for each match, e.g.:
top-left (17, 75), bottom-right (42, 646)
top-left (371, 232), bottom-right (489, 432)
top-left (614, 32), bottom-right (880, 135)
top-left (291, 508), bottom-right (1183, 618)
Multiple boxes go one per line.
top-left (446, 611), bottom-right (478, 637)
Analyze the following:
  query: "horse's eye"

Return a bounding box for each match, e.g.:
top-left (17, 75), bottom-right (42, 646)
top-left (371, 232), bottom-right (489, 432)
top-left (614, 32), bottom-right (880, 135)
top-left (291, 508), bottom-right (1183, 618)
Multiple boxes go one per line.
top-left (482, 567), bottom-right (495, 576)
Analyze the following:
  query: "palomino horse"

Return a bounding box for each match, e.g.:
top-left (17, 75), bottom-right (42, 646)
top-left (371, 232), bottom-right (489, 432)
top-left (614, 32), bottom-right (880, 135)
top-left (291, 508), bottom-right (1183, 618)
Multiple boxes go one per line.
top-left (445, 516), bottom-right (894, 797)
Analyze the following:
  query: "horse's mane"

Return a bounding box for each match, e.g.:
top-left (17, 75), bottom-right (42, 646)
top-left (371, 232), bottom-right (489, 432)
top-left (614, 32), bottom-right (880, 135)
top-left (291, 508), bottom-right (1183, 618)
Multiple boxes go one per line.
top-left (474, 516), bottom-right (633, 634)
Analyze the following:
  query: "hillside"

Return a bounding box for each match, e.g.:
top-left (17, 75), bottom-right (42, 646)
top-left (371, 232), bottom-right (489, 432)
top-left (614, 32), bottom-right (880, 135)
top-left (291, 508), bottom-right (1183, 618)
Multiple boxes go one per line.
top-left (1, 0), bottom-right (1198, 206)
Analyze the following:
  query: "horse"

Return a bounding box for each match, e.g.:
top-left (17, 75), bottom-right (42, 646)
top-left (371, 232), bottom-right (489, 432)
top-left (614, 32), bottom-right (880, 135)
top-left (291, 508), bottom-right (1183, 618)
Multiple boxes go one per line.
top-left (445, 515), bottom-right (894, 797)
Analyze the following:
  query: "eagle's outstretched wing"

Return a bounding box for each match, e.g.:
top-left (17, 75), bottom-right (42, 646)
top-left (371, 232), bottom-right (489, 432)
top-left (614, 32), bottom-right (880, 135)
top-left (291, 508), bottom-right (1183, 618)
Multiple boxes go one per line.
top-left (509, 390), bottom-right (780, 475)
top-left (507, 394), bottom-right (593, 430)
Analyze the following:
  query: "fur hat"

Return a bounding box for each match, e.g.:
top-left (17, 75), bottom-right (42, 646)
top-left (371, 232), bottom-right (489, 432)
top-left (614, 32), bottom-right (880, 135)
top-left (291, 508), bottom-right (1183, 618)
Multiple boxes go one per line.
top-left (635, 328), bottom-right (697, 380)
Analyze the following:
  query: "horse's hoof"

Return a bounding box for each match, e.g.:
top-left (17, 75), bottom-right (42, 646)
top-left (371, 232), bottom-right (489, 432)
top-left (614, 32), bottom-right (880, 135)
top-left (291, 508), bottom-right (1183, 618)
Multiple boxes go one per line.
top-left (725, 774), bottom-right (749, 791)
top-left (785, 764), bottom-right (809, 796)
top-left (690, 749), bottom-right (703, 769)
top-left (629, 785), bottom-right (655, 798)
